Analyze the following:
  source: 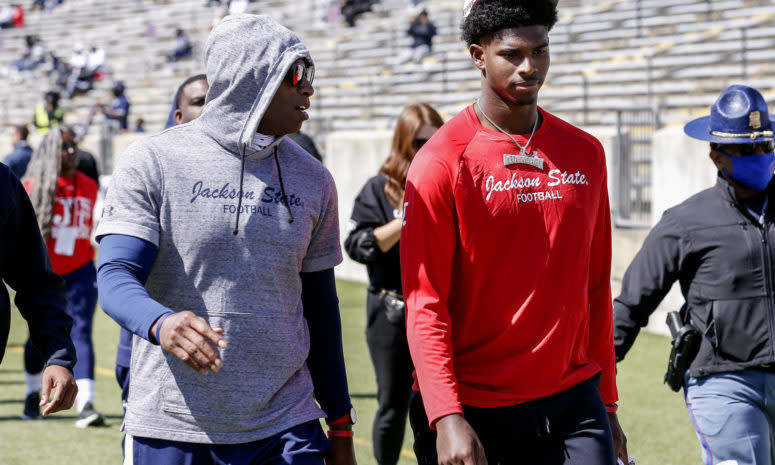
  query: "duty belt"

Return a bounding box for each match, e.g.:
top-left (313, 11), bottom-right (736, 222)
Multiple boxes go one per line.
top-left (758, 364), bottom-right (775, 374)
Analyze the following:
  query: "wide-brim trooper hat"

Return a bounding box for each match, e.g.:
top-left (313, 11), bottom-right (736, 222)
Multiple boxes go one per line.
top-left (684, 84), bottom-right (775, 144)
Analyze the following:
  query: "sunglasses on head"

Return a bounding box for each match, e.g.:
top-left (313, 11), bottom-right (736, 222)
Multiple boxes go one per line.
top-left (61, 144), bottom-right (77, 155)
top-left (287, 61), bottom-right (315, 87)
top-left (714, 140), bottom-right (775, 156)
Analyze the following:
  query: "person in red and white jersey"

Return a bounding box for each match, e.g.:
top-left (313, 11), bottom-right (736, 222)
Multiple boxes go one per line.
top-left (399, 1), bottom-right (629, 464)
top-left (21, 126), bottom-right (104, 428)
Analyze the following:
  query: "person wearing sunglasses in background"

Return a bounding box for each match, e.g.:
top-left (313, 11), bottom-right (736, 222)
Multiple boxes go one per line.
top-left (20, 126), bottom-right (104, 427)
top-left (344, 103), bottom-right (443, 465)
top-left (95, 15), bottom-right (356, 465)
top-left (614, 84), bottom-right (775, 465)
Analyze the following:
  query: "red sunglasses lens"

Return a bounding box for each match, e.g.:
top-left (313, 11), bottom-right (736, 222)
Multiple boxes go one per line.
top-left (293, 64), bottom-right (303, 86)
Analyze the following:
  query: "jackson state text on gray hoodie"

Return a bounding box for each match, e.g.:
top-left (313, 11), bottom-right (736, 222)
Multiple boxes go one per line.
top-left (95, 15), bottom-right (342, 444)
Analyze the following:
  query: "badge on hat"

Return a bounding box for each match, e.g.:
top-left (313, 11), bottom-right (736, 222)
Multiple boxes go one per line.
top-left (750, 111), bottom-right (762, 130)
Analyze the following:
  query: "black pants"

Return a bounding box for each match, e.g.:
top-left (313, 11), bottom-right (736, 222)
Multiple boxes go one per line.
top-left (366, 290), bottom-right (414, 465)
top-left (409, 373), bottom-right (615, 465)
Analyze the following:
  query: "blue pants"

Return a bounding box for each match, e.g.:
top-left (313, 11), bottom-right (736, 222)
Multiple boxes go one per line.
top-left (116, 327), bottom-right (133, 404)
top-left (409, 373), bottom-right (615, 465)
top-left (25, 262), bottom-right (98, 380)
top-left (684, 369), bottom-right (775, 465)
top-left (125, 420), bottom-right (329, 465)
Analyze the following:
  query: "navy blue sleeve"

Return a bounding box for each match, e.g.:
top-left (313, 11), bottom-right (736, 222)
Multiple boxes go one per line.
top-left (301, 268), bottom-right (352, 421)
top-left (97, 234), bottom-right (172, 343)
top-left (2, 167), bottom-right (76, 370)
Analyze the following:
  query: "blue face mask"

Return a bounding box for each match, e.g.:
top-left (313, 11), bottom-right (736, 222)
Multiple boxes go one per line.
top-left (720, 151), bottom-right (775, 191)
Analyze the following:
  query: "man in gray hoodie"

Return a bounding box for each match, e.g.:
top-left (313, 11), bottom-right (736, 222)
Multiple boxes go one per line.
top-left (96, 15), bottom-right (356, 465)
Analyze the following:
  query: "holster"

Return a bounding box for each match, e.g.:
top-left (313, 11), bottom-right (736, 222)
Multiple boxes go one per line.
top-left (664, 307), bottom-right (701, 392)
top-left (377, 289), bottom-right (405, 325)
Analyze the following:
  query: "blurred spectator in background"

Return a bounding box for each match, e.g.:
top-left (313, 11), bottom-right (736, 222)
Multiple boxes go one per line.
top-left (98, 81), bottom-right (130, 132)
top-left (48, 50), bottom-right (71, 89)
top-left (69, 43), bottom-right (87, 67)
top-left (3, 124), bottom-right (33, 179)
top-left (30, 0), bottom-right (64, 11)
top-left (21, 126), bottom-right (103, 426)
top-left (134, 118), bottom-right (145, 133)
top-left (166, 28), bottom-right (193, 62)
top-left (65, 126), bottom-right (100, 186)
top-left (30, 0), bottom-right (64, 12)
top-left (397, 10), bottom-right (436, 65)
top-left (33, 90), bottom-right (64, 135)
top-left (340, 0), bottom-right (375, 27)
top-left (0, 4), bottom-right (24, 28)
top-left (9, 35), bottom-right (46, 82)
top-left (65, 44), bottom-right (105, 97)
top-left (86, 44), bottom-right (105, 75)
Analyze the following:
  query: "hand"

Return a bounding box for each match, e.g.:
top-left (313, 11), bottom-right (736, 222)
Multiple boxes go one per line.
top-left (435, 414), bottom-right (488, 465)
top-left (608, 411), bottom-right (629, 464)
top-left (325, 432), bottom-right (357, 465)
top-left (153, 310), bottom-right (227, 375)
top-left (40, 364), bottom-right (78, 416)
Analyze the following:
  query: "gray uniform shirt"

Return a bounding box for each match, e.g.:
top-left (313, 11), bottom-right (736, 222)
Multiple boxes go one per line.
top-left (96, 14), bottom-right (342, 443)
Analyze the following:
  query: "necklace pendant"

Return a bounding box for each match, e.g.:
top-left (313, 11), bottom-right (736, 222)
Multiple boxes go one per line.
top-left (504, 153), bottom-right (544, 169)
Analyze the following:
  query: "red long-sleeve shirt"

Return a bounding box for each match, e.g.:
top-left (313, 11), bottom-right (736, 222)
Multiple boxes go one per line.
top-left (400, 105), bottom-right (617, 427)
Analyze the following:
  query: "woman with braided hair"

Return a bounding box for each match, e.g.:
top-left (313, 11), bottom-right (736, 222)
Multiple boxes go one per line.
top-left (21, 127), bottom-right (104, 428)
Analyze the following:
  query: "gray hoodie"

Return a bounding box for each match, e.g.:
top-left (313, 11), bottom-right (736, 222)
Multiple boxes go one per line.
top-left (96, 15), bottom-right (342, 443)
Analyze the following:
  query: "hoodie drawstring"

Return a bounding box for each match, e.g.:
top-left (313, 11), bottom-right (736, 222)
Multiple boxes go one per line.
top-left (233, 152), bottom-right (247, 235)
top-left (233, 146), bottom-right (294, 235)
top-left (274, 147), bottom-right (295, 224)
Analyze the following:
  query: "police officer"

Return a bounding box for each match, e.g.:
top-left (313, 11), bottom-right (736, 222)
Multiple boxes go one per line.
top-left (614, 84), bottom-right (775, 465)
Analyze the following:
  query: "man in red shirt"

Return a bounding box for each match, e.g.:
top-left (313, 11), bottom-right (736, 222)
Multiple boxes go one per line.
top-left (400, 1), bottom-right (628, 464)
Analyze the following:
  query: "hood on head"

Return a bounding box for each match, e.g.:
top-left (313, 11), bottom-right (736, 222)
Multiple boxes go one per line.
top-left (199, 14), bottom-right (312, 158)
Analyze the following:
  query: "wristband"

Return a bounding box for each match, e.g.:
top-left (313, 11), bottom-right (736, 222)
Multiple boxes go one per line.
top-left (327, 429), bottom-right (353, 438)
top-left (154, 312), bottom-right (174, 345)
top-left (327, 406), bottom-right (356, 425)
top-left (605, 403), bottom-right (618, 413)
top-left (328, 413), bottom-right (350, 426)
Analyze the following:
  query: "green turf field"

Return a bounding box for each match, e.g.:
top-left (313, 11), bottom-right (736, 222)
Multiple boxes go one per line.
top-left (0, 279), bottom-right (700, 464)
